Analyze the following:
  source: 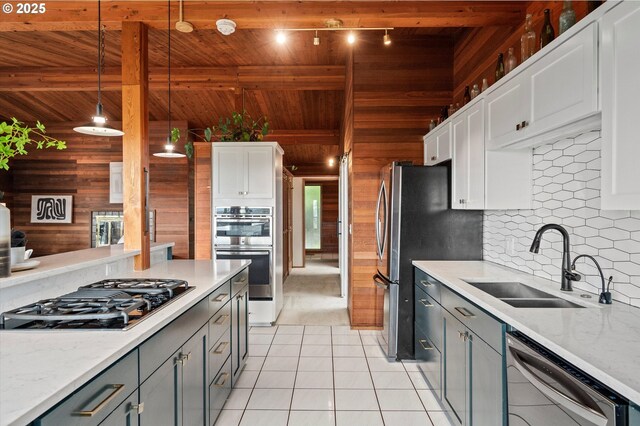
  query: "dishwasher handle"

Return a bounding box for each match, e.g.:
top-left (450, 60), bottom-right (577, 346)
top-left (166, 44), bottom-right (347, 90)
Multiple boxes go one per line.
top-left (509, 344), bottom-right (608, 426)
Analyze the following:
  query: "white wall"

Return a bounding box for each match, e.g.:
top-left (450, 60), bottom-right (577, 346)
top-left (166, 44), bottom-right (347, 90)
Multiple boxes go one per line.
top-left (292, 177), bottom-right (305, 267)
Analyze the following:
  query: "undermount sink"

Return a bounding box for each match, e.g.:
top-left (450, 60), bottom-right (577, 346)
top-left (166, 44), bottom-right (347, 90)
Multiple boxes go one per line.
top-left (464, 281), bottom-right (586, 309)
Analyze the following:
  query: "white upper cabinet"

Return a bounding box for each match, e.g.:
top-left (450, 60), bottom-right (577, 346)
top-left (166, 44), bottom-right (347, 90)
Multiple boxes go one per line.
top-left (600, 2), bottom-right (640, 210)
top-left (213, 144), bottom-right (281, 204)
top-left (452, 101), bottom-right (485, 210)
top-left (424, 122), bottom-right (451, 166)
top-left (486, 22), bottom-right (599, 150)
top-left (526, 22), bottom-right (598, 139)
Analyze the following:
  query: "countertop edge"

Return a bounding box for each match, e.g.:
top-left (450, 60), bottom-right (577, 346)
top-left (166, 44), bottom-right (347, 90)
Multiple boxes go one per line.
top-left (2, 258), bottom-right (247, 426)
top-left (412, 260), bottom-right (640, 404)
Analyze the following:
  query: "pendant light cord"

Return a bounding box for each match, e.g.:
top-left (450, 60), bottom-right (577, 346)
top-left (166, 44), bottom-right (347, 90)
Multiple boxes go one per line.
top-left (97, 0), bottom-right (103, 107)
top-left (168, 0), bottom-right (172, 138)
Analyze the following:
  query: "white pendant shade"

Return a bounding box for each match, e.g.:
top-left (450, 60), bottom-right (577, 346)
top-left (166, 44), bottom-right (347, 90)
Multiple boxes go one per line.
top-left (153, 142), bottom-right (186, 158)
top-left (73, 116), bottom-right (124, 137)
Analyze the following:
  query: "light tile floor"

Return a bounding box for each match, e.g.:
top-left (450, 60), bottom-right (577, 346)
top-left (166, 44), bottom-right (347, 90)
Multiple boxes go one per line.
top-left (215, 325), bottom-right (453, 426)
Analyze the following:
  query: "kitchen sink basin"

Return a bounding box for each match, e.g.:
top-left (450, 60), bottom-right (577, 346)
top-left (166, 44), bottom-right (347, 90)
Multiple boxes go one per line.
top-left (501, 298), bottom-right (584, 309)
top-left (463, 281), bottom-right (586, 309)
top-left (464, 281), bottom-right (556, 299)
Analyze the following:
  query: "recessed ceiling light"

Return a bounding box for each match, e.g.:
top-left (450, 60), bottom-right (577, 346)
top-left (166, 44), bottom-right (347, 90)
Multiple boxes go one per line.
top-left (276, 32), bottom-right (287, 44)
top-left (347, 32), bottom-right (356, 45)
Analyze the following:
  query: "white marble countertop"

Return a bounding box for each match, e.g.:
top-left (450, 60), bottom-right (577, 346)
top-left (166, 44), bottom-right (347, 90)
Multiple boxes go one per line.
top-left (0, 259), bottom-right (249, 426)
top-left (0, 242), bottom-right (174, 290)
top-left (413, 260), bottom-right (640, 404)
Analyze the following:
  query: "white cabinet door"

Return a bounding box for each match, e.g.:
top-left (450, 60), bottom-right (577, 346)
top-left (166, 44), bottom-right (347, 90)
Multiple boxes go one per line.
top-left (465, 102), bottom-right (485, 210)
top-left (246, 147), bottom-right (273, 198)
top-left (452, 102), bottom-right (485, 210)
top-left (451, 115), bottom-right (468, 210)
top-left (424, 134), bottom-right (438, 166)
top-left (527, 22), bottom-right (598, 138)
top-left (485, 77), bottom-right (529, 150)
top-left (424, 123), bottom-right (451, 165)
top-left (601, 2), bottom-right (640, 210)
top-left (214, 147), bottom-right (246, 199)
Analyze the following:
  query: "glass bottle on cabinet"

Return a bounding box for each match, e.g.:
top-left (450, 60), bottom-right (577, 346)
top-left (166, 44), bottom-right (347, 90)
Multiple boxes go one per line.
top-left (495, 53), bottom-right (505, 82)
top-left (429, 120), bottom-right (436, 131)
top-left (470, 84), bottom-right (480, 99)
top-left (540, 9), bottom-right (555, 49)
top-left (521, 13), bottom-right (536, 62)
top-left (463, 86), bottom-right (471, 105)
top-left (481, 78), bottom-right (489, 92)
top-left (506, 47), bottom-right (517, 74)
top-left (559, 0), bottom-right (577, 35)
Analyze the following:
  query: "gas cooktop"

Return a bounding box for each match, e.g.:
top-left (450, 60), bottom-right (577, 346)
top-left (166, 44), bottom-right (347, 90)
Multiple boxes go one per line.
top-left (1, 278), bottom-right (192, 330)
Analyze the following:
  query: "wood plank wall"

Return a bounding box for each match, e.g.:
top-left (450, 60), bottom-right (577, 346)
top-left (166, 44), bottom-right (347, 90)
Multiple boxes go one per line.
top-left (349, 35), bottom-right (453, 327)
top-left (452, 0), bottom-right (591, 103)
top-left (305, 180), bottom-right (339, 254)
top-left (194, 142), bottom-right (212, 259)
top-left (2, 121), bottom-right (190, 258)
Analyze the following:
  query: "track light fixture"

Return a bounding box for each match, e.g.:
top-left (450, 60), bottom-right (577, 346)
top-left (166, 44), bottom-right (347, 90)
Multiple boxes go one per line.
top-left (274, 19), bottom-right (393, 47)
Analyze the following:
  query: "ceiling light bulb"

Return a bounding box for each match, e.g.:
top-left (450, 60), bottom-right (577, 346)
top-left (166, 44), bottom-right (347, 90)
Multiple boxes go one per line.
top-left (92, 115), bottom-right (107, 124)
top-left (329, 158), bottom-right (335, 167)
top-left (384, 30), bottom-right (391, 45)
top-left (314, 31), bottom-right (320, 46)
top-left (276, 32), bottom-right (287, 44)
top-left (347, 32), bottom-right (356, 45)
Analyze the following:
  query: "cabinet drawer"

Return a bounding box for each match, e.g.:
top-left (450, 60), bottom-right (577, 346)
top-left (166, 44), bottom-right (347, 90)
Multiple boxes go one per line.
top-left (441, 286), bottom-right (504, 354)
top-left (414, 287), bottom-right (442, 350)
top-left (209, 281), bottom-right (231, 316)
top-left (209, 301), bottom-right (231, 348)
top-left (209, 330), bottom-right (231, 386)
top-left (37, 350), bottom-right (138, 426)
top-left (209, 357), bottom-right (232, 426)
top-left (140, 298), bottom-right (209, 382)
top-left (414, 268), bottom-right (441, 303)
top-left (415, 324), bottom-right (441, 397)
top-left (230, 269), bottom-right (248, 297)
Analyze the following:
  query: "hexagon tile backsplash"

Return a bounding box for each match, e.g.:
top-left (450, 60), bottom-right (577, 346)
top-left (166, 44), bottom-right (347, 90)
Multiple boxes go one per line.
top-left (483, 131), bottom-right (640, 308)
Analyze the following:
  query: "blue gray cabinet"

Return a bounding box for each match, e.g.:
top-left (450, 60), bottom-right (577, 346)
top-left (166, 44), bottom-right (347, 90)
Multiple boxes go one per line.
top-left (99, 392), bottom-right (141, 426)
top-left (139, 348), bottom-right (181, 426)
top-left (414, 267), bottom-right (505, 426)
top-left (182, 325), bottom-right (209, 426)
top-left (231, 273), bottom-right (249, 386)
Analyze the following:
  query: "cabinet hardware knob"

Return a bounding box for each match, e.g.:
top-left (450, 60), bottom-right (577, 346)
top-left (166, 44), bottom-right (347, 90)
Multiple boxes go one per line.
top-left (418, 298), bottom-right (433, 307)
top-left (238, 191), bottom-right (244, 195)
top-left (212, 341), bottom-right (230, 354)
top-left (431, 156), bottom-right (437, 161)
top-left (211, 293), bottom-right (228, 302)
top-left (516, 123), bottom-right (521, 131)
top-left (419, 279), bottom-right (433, 287)
top-left (418, 339), bottom-right (433, 350)
top-left (455, 306), bottom-right (476, 318)
top-left (129, 403), bottom-right (144, 414)
top-left (74, 384), bottom-right (125, 416)
top-left (522, 120), bottom-right (527, 128)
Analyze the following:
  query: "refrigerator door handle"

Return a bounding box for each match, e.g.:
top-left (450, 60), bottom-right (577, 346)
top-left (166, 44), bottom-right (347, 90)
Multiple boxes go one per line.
top-left (373, 271), bottom-right (392, 290)
top-left (375, 180), bottom-right (388, 261)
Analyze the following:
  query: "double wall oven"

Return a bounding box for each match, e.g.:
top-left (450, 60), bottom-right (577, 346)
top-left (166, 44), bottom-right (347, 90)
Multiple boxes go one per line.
top-left (213, 207), bottom-right (273, 300)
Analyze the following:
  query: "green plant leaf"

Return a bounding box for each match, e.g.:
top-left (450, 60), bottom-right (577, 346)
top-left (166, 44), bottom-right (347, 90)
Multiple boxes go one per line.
top-left (204, 127), bottom-right (212, 142)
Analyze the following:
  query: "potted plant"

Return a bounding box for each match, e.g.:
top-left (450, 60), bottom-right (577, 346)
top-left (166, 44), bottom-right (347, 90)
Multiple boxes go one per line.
top-left (0, 118), bottom-right (67, 170)
top-left (174, 110), bottom-right (270, 158)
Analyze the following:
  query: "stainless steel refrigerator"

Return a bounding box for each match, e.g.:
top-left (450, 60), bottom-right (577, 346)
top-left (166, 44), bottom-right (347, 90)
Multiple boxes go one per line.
top-left (373, 161), bottom-right (483, 360)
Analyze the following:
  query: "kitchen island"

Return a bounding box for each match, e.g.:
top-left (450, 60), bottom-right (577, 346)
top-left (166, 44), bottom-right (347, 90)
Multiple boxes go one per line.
top-left (413, 260), bottom-right (640, 406)
top-left (0, 259), bottom-right (249, 426)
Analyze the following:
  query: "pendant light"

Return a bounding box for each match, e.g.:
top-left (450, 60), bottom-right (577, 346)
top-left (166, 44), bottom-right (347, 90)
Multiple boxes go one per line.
top-left (74, 0), bottom-right (123, 137)
top-left (154, 0), bottom-right (186, 158)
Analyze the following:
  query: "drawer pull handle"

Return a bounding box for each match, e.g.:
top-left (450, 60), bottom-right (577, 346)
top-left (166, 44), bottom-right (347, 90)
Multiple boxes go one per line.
top-left (418, 339), bottom-right (433, 351)
top-left (176, 352), bottom-right (192, 365)
top-left (458, 330), bottom-right (469, 341)
top-left (214, 372), bottom-right (229, 387)
top-left (129, 402), bottom-right (144, 414)
top-left (211, 293), bottom-right (228, 302)
top-left (213, 341), bottom-right (230, 354)
top-left (214, 314), bottom-right (230, 325)
top-left (419, 279), bottom-right (433, 287)
top-left (235, 276), bottom-right (247, 283)
top-left (75, 384), bottom-right (125, 416)
top-left (418, 298), bottom-right (433, 308)
top-left (455, 307), bottom-right (475, 318)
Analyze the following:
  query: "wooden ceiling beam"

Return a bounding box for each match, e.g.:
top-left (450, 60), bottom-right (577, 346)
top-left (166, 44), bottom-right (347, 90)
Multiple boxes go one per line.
top-left (266, 130), bottom-right (339, 146)
top-left (0, 65), bottom-right (345, 92)
top-left (0, 1), bottom-right (527, 32)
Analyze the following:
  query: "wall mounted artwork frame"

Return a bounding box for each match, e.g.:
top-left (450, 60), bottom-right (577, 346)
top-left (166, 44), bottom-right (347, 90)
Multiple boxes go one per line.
top-left (110, 162), bottom-right (124, 204)
top-left (31, 195), bottom-right (73, 224)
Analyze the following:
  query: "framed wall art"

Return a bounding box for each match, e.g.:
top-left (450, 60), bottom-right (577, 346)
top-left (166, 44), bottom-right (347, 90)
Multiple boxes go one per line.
top-left (31, 195), bottom-right (73, 224)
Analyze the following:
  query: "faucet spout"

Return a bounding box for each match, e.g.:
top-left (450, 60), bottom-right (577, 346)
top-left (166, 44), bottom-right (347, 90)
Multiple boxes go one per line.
top-left (529, 224), bottom-right (578, 291)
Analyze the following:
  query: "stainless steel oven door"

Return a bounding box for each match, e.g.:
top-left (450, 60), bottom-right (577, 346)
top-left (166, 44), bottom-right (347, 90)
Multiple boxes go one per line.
top-left (215, 248), bottom-right (273, 300)
top-left (213, 217), bottom-right (272, 246)
top-left (506, 333), bottom-right (617, 426)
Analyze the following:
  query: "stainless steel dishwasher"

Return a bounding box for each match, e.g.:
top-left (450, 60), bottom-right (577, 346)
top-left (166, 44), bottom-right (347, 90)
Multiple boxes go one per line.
top-left (507, 331), bottom-right (628, 426)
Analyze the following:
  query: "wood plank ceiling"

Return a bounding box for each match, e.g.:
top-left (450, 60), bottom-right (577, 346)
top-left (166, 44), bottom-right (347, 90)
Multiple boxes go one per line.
top-left (0, 1), bottom-right (526, 174)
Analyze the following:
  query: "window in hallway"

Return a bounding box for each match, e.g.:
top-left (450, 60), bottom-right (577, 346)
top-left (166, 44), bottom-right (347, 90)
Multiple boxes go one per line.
top-left (304, 185), bottom-right (321, 250)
